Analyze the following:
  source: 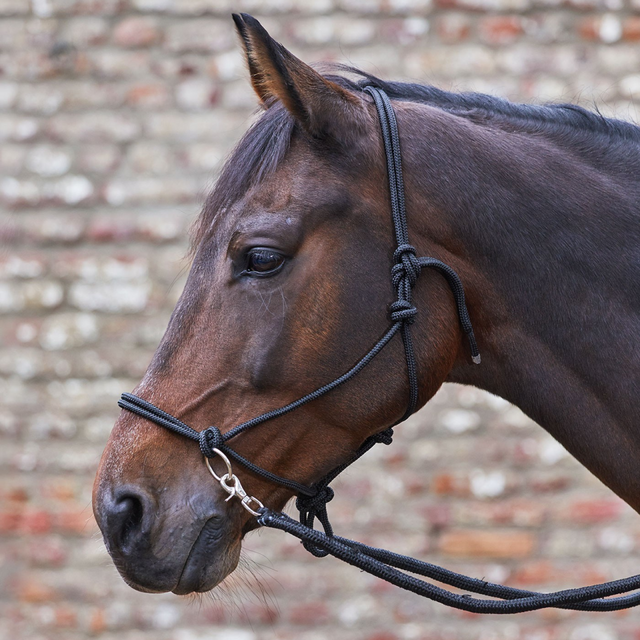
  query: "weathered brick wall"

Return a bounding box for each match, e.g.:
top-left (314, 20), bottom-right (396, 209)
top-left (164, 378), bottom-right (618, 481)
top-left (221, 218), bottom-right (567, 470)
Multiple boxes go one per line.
top-left (2, 1), bottom-right (640, 639)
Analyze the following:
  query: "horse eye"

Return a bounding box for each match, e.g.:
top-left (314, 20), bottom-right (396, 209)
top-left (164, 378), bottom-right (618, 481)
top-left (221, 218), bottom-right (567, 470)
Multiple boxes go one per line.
top-left (245, 248), bottom-right (286, 276)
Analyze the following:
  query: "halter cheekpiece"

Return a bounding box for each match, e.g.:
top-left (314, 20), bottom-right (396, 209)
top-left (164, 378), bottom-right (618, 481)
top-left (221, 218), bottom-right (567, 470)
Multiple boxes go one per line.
top-left (118, 87), bottom-right (640, 613)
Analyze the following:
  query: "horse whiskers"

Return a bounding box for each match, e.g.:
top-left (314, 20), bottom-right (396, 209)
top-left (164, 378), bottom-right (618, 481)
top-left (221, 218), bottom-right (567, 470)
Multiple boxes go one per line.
top-left (189, 576), bottom-right (251, 625)
top-left (187, 549), bottom-right (281, 623)
top-left (279, 286), bottom-right (287, 313)
top-left (237, 549), bottom-right (281, 612)
top-left (255, 289), bottom-right (276, 318)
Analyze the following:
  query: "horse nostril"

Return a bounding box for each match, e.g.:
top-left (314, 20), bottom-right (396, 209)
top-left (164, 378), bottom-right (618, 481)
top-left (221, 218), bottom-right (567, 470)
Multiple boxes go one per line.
top-left (117, 494), bottom-right (144, 547)
top-left (103, 486), bottom-right (154, 554)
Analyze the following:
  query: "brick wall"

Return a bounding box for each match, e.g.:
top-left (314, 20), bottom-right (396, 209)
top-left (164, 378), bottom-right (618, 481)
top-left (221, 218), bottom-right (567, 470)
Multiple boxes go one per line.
top-left (2, 1), bottom-right (640, 639)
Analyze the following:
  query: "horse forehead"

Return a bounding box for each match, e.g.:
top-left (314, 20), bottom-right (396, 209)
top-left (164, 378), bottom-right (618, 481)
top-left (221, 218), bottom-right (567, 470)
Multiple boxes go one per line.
top-left (233, 168), bottom-right (351, 224)
top-left (210, 138), bottom-right (368, 242)
top-left (239, 178), bottom-right (297, 214)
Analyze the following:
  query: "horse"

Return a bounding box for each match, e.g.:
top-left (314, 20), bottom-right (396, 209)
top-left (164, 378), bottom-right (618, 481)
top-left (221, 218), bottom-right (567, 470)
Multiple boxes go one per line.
top-left (93, 13), bottom-right (640, 597)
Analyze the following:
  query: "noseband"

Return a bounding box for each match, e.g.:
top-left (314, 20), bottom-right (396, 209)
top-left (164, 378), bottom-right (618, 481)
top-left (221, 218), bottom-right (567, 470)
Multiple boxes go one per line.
top-left (118, 87), bottom-right (640, 613)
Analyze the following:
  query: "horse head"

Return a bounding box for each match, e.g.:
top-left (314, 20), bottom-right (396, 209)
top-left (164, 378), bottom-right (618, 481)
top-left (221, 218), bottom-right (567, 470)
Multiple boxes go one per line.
top-left (93, 14), bottom-right (466, 595)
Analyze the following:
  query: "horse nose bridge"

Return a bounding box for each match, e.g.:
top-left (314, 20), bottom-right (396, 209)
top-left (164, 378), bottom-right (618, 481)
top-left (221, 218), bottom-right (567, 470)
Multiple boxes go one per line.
top-left (97, 407), bottom-right (200, 492)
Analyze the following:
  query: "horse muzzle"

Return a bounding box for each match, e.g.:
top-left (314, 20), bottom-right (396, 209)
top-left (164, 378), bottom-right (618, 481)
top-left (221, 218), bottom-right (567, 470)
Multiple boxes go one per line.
top-left (93, 481), bottom-right (242, 594)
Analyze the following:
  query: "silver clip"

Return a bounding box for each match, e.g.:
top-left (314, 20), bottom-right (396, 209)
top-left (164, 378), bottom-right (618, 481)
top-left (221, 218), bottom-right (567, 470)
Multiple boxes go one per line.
top-left (204, 450), bottom-right (264, 517)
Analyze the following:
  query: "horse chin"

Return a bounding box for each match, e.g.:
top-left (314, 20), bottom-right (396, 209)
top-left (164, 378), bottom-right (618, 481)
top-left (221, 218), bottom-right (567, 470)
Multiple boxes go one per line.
top-left (111, 528), bottom-right (242, 596)
top-left (172, 519), bottom-right (242, 595)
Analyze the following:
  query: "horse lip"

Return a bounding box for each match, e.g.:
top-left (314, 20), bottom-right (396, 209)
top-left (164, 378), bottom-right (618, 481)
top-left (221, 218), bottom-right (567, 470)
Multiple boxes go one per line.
top-left (172, 515), bottom-right (228, 595)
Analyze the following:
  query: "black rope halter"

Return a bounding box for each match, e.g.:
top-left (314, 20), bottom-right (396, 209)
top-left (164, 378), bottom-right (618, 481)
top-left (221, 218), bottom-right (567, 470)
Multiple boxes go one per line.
top-left (117, 86), bottom-right (640, 612)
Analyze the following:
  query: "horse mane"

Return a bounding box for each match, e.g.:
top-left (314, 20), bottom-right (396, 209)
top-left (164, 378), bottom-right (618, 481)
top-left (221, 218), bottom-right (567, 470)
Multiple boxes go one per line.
top-left (335, 64), bottom-right (640, 142)
top-left (192, 65), bottom-right (640, 250)
top-left (191, 102), bottom-right (294, 252)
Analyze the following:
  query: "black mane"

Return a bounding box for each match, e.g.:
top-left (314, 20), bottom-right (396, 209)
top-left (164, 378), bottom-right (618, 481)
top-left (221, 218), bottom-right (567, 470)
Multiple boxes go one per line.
top-left (192, 102), bottom-right (294, 249)
top-left (340, 65), bottom-right (640, 142)
top-left (192, 66), bottom-right (640, 249)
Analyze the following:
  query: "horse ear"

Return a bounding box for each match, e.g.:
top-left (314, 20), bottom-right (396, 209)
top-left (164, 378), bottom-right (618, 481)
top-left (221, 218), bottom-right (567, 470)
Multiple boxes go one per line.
top-left (232, 13), bottom-right (271, 105)
top-left (232, 13), bottom-right (367, 142)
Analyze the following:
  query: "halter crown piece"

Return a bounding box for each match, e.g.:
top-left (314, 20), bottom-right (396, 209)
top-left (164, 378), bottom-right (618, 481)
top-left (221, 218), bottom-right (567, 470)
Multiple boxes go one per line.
top-left (118, 87), bottom-right (640, 613)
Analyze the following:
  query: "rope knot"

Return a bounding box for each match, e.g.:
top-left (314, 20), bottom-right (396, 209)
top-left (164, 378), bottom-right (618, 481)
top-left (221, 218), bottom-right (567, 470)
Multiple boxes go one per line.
top-left (390, 300), bottom-right (417, 324)
top-left (393, 243), bottom-right (420, 288)
top-left (296, 486), bottom-right (334, 514)
top-left (296, 486), bottom-right (335, 557)
top-left (372, 427), bottom-right (394, 446)
top-left (199, 426), bottom-right (224, 458)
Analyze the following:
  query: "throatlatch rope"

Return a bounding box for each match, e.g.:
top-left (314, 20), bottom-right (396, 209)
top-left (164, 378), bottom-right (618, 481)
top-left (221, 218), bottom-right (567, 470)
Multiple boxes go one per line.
top-left (117, 86), bottom-right (640, 612)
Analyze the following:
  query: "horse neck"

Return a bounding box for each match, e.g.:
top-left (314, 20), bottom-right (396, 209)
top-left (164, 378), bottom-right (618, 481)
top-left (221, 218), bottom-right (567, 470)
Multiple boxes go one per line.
top-left (402, 104), bottom-right (640, 511)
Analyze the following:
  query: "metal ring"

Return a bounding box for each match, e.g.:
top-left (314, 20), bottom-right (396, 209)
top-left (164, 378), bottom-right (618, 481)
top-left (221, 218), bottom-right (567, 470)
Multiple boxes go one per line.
top-left (204, 449), bottom-right (233, 482)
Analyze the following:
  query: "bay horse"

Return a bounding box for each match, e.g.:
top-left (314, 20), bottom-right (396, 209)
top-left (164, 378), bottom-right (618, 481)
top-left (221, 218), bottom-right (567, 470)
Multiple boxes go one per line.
top-left (93, 13), bottom-right (640, 597)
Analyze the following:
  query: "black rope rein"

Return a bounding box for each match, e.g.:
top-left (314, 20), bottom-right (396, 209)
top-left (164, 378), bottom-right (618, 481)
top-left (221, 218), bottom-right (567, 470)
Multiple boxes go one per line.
top-left (117, 86), bottom-right (640, 613)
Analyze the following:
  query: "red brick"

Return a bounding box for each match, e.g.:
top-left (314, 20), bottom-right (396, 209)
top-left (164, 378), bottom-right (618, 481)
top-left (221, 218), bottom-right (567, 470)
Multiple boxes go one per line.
top-left (577, 565), bottom-right (608, 585)
top-left (530, 473), bottom-right (571, 493)
top-left (509, 560), bottom-right (556, 586)
top-left (431, 472), bottom-right (470, 497)
top-left (577, 15), bottom-right (622, 43)
top-left (379, 18), bottom-right (429, 45)
top-left (15, 578), bottom-right (56, 603)
top-left (2, 485), bottom-right (29, 502)
top-left (89, 608), bottom-right (106, 634)
top-left (538, 606), bottom-right (573, 622)
top-left (126, 83), bottom-right (171, 108)
top-left (622, 17), bottom-right (640, 41)
top-left (0, 509), bottom-right (22, 533)
top-left (113, 17), bottom-right (161, 48)
top-left (288, 602), bottom-right (330, 626)
top-left (21, 510), bottom-right (53, 535)
top-left (53, 606), bottom-right (76, 628)
top-left (421, 504), bottom-right (452, 529)
top-left (437, 14), bottom-right (472, 43)
top-left (433, 0), bottom-right (460, 9)
top-left (49, 0), bottom-right (125, 15)
top-left (40, 478), bottom-right (76, 501)
top-left (578, 16), bottom-right (600, 40)
top-left (457, 500), bottom-right (546, 527)
top-left (478, 16), bottom-right (523, 45)
top-left (404, 474), bottom-right (429, 495)
top-left (85, 216), bottom-right (136, 242)
top-left (567, 499), bottom-right (623, 523)
top-left (23, 537), bottom-right (67, 567)
top-left (439, 529), bottom-right (536, 558)
top-left (54, 509), bottom-right (97, 535)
